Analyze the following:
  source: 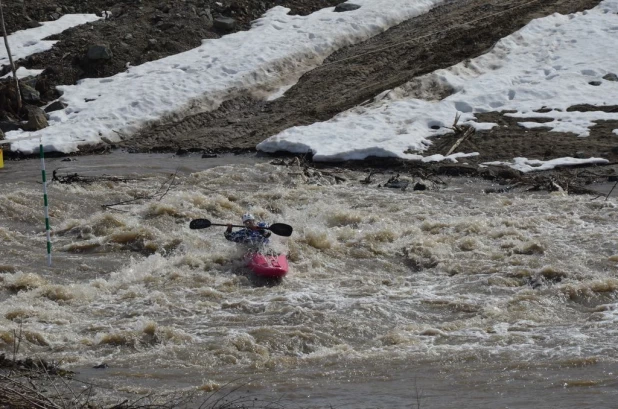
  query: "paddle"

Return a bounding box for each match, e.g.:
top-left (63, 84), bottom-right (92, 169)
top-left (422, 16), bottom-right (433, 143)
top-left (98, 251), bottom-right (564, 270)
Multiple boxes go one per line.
top-left (189, 219), bottom-right (293, 237)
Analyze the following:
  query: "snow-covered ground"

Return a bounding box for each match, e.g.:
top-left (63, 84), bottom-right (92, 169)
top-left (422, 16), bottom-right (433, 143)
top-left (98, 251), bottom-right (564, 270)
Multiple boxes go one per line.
top-left (0, 14), bottom-right (100, 65)
top-left (1, 67), bottom-right (43, 79)
top-left (3, 0), bottom-right (618, 172)
top-left (5, 0), bottom-right (444, 153)
top-left (258, 0), bottom-right (618, 171)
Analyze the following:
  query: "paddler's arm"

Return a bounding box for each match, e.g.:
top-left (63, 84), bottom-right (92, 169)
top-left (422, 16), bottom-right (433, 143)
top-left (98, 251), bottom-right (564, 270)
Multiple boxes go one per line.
top-left (224, 224), bottom-right (234, 241)
top-left (257, 222), bottom-right (271, 238)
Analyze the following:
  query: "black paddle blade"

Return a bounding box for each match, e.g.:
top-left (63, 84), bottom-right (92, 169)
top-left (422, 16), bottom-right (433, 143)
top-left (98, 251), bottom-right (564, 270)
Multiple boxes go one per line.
top-left (189, 219), bottom-right (212, 229)
top-left (268, 223), bottom-right (293, 237)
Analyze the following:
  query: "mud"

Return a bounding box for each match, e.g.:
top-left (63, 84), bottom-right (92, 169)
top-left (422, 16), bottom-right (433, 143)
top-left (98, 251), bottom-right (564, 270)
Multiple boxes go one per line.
top-left (425, 111), bottom-right (618, 165)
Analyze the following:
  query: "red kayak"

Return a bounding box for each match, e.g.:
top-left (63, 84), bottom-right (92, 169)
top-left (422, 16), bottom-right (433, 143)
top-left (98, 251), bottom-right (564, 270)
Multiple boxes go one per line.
top-left (245, 252), bottom-right (289, 278)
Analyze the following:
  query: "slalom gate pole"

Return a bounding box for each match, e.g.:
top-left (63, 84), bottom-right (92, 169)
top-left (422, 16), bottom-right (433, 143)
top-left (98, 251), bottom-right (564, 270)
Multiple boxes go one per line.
top-left (40, 142), bottom-right (51, 266)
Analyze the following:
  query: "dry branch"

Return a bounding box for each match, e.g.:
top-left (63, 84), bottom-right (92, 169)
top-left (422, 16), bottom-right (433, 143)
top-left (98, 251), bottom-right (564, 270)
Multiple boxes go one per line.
top-left (591, 179), bottom-right (618, 201)
top-left (102, 171), bottom-right (178, 209)
top-left (445, 126), bottom-right (475, 156)
top-left (450, 112), bottom-right (462, 132)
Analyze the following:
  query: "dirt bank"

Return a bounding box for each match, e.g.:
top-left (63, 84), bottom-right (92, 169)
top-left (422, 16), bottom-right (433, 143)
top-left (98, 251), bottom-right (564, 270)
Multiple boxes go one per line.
top-left (116, 0), bottom-right (610, 166)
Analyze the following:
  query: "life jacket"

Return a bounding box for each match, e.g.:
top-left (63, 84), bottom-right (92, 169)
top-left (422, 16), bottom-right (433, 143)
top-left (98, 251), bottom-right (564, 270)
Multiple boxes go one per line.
top-left (224, 222), bottom-right (270, 245)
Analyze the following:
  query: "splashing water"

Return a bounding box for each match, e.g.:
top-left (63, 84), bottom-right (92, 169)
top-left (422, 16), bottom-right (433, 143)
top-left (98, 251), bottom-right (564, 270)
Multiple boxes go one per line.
top-left (1, 156), bottom-right (617, 407)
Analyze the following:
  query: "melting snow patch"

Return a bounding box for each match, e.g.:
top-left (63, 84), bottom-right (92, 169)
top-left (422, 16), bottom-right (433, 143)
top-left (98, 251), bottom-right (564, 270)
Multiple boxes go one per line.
top-left (0, 14), bottom-right (101, 64)
top-left (422, 152), bottom-right (479, 163)
top-left (0, 67), bottom-right (44, 79)
top-left (483, 157), bottom-right (609, 173)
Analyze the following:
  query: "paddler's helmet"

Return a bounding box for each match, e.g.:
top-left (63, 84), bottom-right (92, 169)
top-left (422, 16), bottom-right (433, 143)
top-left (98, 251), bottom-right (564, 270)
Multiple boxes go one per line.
top-left (242, 213), bottom-right (255, 223)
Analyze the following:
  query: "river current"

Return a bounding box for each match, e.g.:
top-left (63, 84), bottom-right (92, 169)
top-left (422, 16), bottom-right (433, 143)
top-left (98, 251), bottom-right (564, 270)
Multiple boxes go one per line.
top-left (1, 152), bottom-right (617, 408)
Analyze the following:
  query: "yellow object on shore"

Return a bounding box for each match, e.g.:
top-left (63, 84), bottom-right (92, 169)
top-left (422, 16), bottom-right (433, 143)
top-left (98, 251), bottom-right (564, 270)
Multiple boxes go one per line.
top-left (0, 148), bottom-right (3, 168)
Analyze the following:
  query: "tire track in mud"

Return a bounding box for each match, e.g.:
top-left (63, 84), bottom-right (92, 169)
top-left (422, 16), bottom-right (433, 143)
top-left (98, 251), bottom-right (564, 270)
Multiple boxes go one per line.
top-left (124, 0), bottom-right (604, 154)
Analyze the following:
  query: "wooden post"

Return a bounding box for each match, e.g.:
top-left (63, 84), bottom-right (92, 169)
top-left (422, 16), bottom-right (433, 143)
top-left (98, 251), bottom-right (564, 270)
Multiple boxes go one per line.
top-left (0, 0), bottom-right (23, 111)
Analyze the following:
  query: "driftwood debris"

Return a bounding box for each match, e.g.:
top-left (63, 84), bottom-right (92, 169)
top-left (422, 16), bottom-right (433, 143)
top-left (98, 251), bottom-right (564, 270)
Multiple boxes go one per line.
top-left (270, 157), bottom-right (303, 167)
top-left (271, 156), bottom-right (347, 185)
top-left (360, 171), bottom-right (375, 184)
top-left (483, 169), bottom-right (604, 196)
top-left (52, 170), bottom-right (141, 185)
top-left (383, 174), bottom-right (409, 190)
top-left (442, 112), bottom-right (476, 156)
top-left (484, 182), bottom-right (522, 194)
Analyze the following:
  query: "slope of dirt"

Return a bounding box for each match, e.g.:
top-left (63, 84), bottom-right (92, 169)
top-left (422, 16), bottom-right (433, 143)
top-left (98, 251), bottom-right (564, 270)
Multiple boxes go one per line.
top-left (117, 0), bottom-right (611, 167)
top-left (424, 111), bottom-right (618, 165)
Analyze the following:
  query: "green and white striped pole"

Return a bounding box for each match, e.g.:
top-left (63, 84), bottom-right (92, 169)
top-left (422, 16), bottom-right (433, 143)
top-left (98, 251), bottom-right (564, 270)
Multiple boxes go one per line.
top-left (40, 141), bottom-right (51, 266)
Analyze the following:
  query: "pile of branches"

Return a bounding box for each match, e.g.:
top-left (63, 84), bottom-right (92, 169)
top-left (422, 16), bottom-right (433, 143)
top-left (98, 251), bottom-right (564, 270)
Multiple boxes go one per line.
top-left (50, 169), bottom-right (180, 210)
top-left (0, 327), bottom-right (293, 409)
top-left (271, 156), bottom-right (347, 185)
top-left (0, 367), bottom-right (192, 409)
top-left (485, 168), bottom-right (614, 197)
top-left (51, 170), bottom-right (142, 185)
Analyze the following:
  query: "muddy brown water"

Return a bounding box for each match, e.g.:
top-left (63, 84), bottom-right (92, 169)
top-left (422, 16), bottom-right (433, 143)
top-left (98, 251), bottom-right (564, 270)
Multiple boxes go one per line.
top-left (1, 152), bottom-right (618, 408)
top-left (1, 1), bottom-right (617, 407)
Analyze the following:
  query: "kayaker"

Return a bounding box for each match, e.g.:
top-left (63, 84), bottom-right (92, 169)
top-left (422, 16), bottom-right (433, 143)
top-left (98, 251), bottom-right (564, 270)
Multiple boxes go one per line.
top-left (225, 213), bottom-right (271, 246)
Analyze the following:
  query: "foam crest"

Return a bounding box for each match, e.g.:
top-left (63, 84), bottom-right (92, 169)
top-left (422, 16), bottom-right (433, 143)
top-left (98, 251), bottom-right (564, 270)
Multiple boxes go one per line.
top-left (36, 283), bottom-right (97, 304)
top-left (2, 272), bottom-right (47, 292)
top-left (0, 191), bottom-right (43, 222)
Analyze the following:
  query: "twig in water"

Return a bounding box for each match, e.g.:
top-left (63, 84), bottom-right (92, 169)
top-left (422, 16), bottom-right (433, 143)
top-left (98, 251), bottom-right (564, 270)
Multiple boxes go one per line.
top-left (413, 376), bottom-right (425, 409)
top-left (591, 180), bottom-right (618, 201)
top-left (605, 180), bottom-right (618, 201)
top-left (102, 170), bottom-right (179, 209)
top-left (12, 323), bottom-right (22, 362)
top-left (156, 170), bottom-right (178, 201)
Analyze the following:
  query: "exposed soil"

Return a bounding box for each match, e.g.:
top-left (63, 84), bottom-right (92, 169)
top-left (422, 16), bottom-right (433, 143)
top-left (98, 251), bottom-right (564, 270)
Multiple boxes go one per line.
top-left (425, 111), bottom-right (618, 165)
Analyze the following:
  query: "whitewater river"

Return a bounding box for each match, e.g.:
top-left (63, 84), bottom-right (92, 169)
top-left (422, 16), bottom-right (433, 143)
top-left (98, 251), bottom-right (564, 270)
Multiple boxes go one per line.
top-left (1, 152), bottom-right (618, 408)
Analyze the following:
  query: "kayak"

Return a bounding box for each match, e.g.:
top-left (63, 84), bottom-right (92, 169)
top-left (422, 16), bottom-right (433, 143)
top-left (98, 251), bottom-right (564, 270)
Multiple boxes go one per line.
top-left (245, 252), bottom-right (289, 278)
